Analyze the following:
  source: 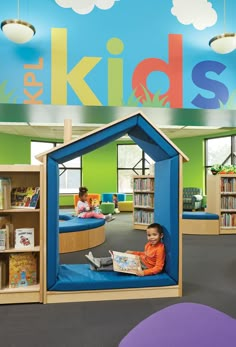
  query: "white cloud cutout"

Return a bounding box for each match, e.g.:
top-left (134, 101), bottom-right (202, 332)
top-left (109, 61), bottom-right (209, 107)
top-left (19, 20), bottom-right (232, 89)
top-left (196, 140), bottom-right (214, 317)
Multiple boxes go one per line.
top-left (171, 0), bottom-right (217, 30)
top-left (55, 0), bottom-right (119, 15)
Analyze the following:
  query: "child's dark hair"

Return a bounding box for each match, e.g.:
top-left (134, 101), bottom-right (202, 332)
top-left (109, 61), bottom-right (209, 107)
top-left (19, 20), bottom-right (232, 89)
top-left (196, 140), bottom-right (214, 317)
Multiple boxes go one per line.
top-left (147, 223), bottom-right (163, 235)
top-left (79, 186), bottom-right (88, 198)
top-left (113, 194), bottom-right (117, 197)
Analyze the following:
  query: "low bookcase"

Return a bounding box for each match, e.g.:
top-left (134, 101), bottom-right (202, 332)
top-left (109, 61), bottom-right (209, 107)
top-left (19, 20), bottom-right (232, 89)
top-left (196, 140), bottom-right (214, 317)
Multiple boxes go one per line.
top-left (206, 174), bottom-right (236, 234)
top-left (0, 165), bottom-right (43, 304)
top-left (133, 175), bottom-right (154, 230)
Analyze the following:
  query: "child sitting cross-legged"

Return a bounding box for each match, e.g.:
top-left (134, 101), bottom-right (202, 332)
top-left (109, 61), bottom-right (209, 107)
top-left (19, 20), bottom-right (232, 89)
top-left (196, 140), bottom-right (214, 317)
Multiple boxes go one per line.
top-left (85, 223), bottom-right (165, 276)
top-left (77, 187), bottom-right (114, 222)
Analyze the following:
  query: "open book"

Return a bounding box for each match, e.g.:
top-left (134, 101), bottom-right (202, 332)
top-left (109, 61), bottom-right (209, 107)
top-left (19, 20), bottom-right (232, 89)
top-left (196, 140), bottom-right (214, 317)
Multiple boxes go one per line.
top-left (111, 251), bottom-right (142, 275)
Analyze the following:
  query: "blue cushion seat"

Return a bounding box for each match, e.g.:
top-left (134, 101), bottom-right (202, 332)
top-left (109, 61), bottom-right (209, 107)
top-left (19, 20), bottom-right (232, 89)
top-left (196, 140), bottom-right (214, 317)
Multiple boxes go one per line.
top-left (182, 212), bottom-right (219, 220)
top-left (49, 264), bottom-right (176, 291)
top-left (102, 193), bottom-right (126, 203)
top-left (59, 213), bottom-right (74, 221)
top-left (59, 217), bottom-right (105, 233)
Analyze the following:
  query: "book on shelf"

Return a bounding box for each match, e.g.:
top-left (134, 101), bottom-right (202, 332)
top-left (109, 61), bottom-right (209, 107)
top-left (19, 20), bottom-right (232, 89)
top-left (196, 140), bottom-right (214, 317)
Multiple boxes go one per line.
top-left (0, 259), bottom-right (7, 289)
top-left (221, 213), bottom-right (236, 227)
top-left (0, 224), bottom-right (14, 250)
top-left (220, 177), bottom-right (236, 192)
top-left (11, 187), bottom-right (40, 209)
top-left (0, 178), bottom-right (11, 210)
top-left (111, 251), bottom-right (142, 275)
top-left (134, 193), bottom-right (154, 207)
top-left (133, 177), bottom-right (154, 191)
top-left (221, 196), bottom-right (236, 209)
top-left (9, 253), bottom-right (37, 288)
top-left (0, 229), bottom-right (6, 251)
top-left (134, 210), bottom-right (154, 224)
top-left (14, 228), bottom-right (34, 249)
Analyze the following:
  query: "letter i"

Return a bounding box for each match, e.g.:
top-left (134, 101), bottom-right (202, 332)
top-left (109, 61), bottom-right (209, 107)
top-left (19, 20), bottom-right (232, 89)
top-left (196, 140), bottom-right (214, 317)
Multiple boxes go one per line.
top-left (107, 38), bottom-right (124, 106)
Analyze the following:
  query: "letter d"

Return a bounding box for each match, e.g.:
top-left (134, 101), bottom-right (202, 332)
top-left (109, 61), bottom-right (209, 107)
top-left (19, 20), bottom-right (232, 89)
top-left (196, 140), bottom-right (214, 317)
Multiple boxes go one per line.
top-left (132, 34), bottom-right (183, 108)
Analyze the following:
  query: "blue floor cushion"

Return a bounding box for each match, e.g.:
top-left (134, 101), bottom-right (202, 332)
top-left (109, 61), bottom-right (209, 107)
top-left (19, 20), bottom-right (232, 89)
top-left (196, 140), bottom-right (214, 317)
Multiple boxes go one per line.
top-left (59, 217), bottom-right (105, 233)
top-left (182, 212), bottom-right (219, 220)
top-left (49, 264), bottom-right (176, 291)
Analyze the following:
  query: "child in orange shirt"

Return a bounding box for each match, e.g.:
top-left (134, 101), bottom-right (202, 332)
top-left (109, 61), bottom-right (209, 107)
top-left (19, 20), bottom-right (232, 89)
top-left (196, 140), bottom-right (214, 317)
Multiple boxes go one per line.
top-left (85, 223), bottom-right (165, 276)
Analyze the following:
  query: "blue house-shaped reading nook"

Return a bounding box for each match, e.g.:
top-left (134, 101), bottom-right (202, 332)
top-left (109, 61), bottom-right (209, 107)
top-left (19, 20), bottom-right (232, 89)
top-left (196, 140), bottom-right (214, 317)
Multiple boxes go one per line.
top-left (38, 112), bottom-right (188, 304)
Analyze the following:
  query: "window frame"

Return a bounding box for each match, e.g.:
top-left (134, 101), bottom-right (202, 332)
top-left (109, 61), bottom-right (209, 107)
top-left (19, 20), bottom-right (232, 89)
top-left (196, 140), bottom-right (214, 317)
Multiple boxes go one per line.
top-left (117, 143), bottom-right (153, 193)
top-left (204, 135), bottom-right (236, 190)
top-left (31, 140), bottom-right (82, 194)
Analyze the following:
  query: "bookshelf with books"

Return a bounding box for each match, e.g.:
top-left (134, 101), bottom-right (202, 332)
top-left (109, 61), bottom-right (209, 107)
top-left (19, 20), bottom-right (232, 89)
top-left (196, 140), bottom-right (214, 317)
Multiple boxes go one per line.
top-left (206, 174), bottom-right (236, 234)
top-left (133, 176), bottom-right (154, 230)
top-left (0, 165), bottom-right (43, 304)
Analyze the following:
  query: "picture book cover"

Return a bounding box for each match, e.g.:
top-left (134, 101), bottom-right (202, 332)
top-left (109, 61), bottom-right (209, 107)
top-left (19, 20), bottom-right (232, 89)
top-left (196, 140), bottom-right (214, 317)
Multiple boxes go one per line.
top-left (14, 228), bottom-right (34, 249)
top-left (11, 187), bottom-right (40, 209)
top-left (112, 251), bottom-right (142, 275)
top-left (9, 253), bottom-right (37, 288)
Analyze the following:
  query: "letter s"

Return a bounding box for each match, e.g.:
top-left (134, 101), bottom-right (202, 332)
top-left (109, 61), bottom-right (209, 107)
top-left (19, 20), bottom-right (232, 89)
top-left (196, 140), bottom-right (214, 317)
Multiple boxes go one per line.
top-left (192, 61), bottom-right (229, 109)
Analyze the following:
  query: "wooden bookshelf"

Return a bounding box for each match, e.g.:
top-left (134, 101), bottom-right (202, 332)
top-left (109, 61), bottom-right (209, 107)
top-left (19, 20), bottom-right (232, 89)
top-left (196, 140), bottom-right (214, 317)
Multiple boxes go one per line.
top-left (0, 165), bottom-right (43, 304)
top-left (133, 175), bottom-right (154, 230)
top-left (206, 174), bottom-right (236, 234)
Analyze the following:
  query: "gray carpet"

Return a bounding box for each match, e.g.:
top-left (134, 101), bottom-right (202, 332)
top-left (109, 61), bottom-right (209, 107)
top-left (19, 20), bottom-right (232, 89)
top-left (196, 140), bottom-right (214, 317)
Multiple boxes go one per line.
top-left (1, 213), bottom-right (236, 347)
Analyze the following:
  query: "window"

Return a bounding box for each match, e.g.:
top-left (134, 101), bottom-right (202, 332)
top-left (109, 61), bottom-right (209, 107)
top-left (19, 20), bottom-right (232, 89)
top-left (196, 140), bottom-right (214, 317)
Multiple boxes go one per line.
top-left (59, 157), bottom-right (82, 193)
top-left (117, 144), bottom-right (154, 193)
top-left (31, 141), bottom-right (82, 193)
top-left (205, 135), bottom-right (236, 179)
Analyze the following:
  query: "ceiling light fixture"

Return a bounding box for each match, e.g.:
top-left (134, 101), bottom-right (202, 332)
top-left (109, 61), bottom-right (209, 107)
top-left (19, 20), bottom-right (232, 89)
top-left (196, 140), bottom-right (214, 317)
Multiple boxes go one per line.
top-left (209, 0), bottom-right (236, 54)
top-left (1, 0), bottom-right (36, 44)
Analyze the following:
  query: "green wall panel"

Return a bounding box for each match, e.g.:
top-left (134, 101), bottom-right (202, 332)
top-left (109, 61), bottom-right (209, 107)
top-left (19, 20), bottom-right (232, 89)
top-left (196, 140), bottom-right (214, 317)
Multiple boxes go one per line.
top-left (59, 194), bottom-right (74, 207)
top-left (173, 137), bottom-right (204, 192)
top-left (0, 133), bottom-right (31, 164)
top-left (82, 142), bottom-right (117, 194)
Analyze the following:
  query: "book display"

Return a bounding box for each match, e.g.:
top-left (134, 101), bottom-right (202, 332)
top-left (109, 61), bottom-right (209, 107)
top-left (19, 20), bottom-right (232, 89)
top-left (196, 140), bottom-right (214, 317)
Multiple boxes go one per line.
top-left (0, 165), bottom-right (42, 304)
top-left (11, 187), bottom-right (40, 209)
top-left (133, 176), bottom-right (155, 230)
top-left (206, 174), bottom-right (236, 234)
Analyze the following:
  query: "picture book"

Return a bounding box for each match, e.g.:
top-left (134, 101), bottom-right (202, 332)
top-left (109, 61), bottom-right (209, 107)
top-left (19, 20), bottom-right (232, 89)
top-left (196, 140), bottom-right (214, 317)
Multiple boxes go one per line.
top-left (9, 253), bottom-right (37, 288)
top-left (112, 251), bottom-right (142, 275)
top-left (11, 187), bottom-right (40, 209)
top-left (14, 228), bottom-right (34, 249)
top-left (0, 178), bottom-right (11, 210)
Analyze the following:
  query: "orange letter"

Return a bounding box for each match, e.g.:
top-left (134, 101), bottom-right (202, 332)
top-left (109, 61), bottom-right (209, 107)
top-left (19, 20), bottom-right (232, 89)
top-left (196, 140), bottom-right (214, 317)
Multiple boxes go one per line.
top-left (24, 89), bottom-right (43, 104)
top-left (24, 58), bottom-right (43, 70)
top-left (132, 34), bottom-right (183, 108)
top-left (24, 72), bottom-right (43, 87)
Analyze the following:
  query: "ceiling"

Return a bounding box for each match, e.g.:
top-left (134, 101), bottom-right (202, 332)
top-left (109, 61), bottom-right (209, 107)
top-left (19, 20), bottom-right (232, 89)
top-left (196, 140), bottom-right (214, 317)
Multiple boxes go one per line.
top-left (0, 122), bottom-right (235, 141)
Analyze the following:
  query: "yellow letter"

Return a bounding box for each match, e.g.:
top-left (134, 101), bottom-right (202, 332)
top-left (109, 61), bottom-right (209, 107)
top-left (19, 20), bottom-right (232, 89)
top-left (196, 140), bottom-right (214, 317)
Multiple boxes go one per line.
top-left (51, 28), bottom-right (102, 105)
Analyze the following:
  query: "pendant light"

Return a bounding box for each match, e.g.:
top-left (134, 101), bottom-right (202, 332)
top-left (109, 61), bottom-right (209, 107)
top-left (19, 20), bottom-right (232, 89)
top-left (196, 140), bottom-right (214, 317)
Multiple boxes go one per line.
top-left (1, 0), bottom-right (36, 44)
top-left (209, 0), bottom-right (236, 54)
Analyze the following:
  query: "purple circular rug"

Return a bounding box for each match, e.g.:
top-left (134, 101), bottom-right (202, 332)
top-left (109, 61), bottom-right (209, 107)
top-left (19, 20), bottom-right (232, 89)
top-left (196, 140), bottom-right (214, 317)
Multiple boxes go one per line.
top-left (119, 303), bottom-right (236, 347)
